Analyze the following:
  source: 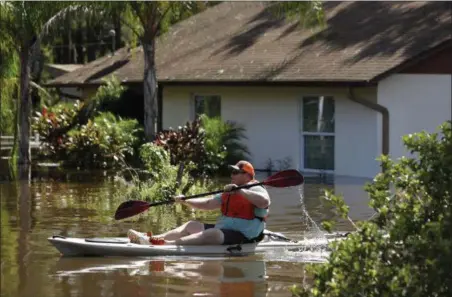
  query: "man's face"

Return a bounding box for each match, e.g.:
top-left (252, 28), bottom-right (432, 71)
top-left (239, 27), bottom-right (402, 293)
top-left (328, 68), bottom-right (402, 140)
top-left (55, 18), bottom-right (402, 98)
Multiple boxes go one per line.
top-left (230, 169), bottom-right (251, 185)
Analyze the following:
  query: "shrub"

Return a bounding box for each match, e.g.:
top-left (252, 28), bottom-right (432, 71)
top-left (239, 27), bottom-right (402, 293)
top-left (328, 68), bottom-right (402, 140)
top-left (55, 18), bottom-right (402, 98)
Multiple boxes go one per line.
top-left (120, 143), bottom-right (216, 204)
top-left (77, 75), bottom-right (126, 125)
top-left (200, 114), bottom-right (250, 175)
top-left (32, 101), bottom-right (82, 160)
top-left (31, 75), bottom-right (142, 168)
top-left (64, 112), bottom-right (140, 169)
top-left (154, 118), bottom-right (212, 178)
top-left (291, 121), bottom-right (452, 297)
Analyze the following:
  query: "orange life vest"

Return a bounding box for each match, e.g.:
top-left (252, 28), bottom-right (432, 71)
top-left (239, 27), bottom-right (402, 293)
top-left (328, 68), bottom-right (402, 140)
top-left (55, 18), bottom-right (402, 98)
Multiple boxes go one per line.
top-left (220, 180), bottom-right (268, 221)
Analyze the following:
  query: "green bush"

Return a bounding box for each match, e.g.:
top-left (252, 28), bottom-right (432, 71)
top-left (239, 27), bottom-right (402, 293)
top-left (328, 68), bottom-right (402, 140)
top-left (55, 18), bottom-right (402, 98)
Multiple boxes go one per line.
top-left (154, 118), bottom-right (214, 178)
top-left (32, 101), bottom-right (82, 160)
top-left (64, 112), bottom-right (140, 169)
top-left (291, 121), bottom-right (452, 297)
top-left (78, 75), bottom-right (126, 125)
top-left (31, 75), bottom-right (143, 168)
top-left (200, 114), bottom-right (250, 175)
top-left (119, 143), bottom-right (216, 204)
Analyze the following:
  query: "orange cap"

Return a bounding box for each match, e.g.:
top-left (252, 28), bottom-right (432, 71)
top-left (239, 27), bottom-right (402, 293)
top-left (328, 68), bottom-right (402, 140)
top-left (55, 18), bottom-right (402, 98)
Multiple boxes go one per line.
top-left (229, 161), bottom-right (255, 177)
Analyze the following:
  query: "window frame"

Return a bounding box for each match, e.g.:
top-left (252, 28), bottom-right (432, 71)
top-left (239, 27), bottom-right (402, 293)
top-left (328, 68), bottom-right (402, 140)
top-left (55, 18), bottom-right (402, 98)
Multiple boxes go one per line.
top-left (299, 95), bottom-right (335, 174)
top-left (190, 93), bottom-right (222, 121)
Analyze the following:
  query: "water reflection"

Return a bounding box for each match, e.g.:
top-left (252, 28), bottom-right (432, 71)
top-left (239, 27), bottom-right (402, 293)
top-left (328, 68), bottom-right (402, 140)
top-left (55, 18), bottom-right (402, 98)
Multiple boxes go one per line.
top-left (52, 258), bottom-right (269, 297)
top-left (0, 169), bottom-right (373, 297)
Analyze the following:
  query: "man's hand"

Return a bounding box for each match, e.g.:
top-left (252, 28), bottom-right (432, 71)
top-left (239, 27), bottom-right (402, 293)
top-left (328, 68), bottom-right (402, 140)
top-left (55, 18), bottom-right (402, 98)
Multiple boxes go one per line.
top-left (224, 184), bottom-right (238, 192)
top-left (173, 194), bottom-right (185, 203)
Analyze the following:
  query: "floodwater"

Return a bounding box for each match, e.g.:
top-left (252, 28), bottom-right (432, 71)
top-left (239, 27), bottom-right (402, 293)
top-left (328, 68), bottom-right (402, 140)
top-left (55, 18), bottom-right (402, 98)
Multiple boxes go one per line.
top-left (0, 168), bottom-right (374, 297)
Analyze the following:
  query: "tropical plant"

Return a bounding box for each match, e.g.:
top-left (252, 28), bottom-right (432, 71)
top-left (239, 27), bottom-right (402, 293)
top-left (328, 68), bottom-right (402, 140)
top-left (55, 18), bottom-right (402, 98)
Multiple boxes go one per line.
top-left (32, 75), bottom-right (139, 168)
top-left (120, 142), bottom-right (216, 204)
top-left (0, 33), bottom-right (19, 136)
top-left (291, 121), bottom-right (452, 297)
top-left (64, 112), bottom-right (140, 169)
top-left (32, 100), bottom-right (82, 161)
top-left (154, 118), bottom-right (213, 178)
top-left (78, 75), bottom-right (127, 125)
top-left (200, 115), bottom-right (250, 175)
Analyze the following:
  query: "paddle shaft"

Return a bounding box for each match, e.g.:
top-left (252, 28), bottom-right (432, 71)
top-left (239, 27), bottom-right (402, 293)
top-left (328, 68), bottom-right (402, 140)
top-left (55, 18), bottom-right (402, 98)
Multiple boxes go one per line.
top-left (145, 177), bottom-right (286, 208)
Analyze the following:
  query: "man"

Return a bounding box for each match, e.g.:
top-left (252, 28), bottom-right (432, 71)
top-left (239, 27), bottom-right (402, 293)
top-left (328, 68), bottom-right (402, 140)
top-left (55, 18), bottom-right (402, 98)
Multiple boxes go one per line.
top-left (127, 160), bottom-right (271, 245)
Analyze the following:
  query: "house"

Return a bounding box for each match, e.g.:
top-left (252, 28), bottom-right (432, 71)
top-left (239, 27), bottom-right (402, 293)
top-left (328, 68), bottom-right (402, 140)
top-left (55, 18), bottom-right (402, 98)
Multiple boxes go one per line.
top-left (45, 1), bottom-right (452, 179)
top-left (44, 63), bottom-right (83, 100)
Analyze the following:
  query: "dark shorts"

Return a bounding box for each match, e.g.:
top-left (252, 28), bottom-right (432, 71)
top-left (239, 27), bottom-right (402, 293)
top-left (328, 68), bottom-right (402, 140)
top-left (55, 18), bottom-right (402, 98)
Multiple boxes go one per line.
top-left (203, 223), bottom-right (248, 245)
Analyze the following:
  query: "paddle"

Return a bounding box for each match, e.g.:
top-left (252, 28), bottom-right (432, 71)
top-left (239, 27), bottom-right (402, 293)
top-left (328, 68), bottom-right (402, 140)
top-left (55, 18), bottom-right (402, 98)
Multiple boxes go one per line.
top-left (113, 169), bottom-right (304, 220)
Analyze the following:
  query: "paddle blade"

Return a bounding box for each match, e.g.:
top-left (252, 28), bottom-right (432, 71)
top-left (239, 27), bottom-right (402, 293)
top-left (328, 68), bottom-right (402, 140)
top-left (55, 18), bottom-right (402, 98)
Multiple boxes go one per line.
top-left (114, 200), bottom-right (151, 220)
top-left (262, 169), bottom-right (304, 188)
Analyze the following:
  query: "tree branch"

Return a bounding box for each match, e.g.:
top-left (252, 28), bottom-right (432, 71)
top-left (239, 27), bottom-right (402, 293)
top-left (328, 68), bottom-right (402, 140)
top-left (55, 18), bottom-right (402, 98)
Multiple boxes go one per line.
top-left (129, 1), bottom-right (146, 27)
top-left (119, 14), bottom-right (143, 41)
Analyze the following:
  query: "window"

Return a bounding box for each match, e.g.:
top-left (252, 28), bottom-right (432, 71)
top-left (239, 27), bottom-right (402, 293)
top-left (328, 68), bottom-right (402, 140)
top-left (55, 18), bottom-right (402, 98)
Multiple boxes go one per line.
top-left (193, 95), bottom-right (221, 119)
top-left (302, 96), bottom-right (335, 171)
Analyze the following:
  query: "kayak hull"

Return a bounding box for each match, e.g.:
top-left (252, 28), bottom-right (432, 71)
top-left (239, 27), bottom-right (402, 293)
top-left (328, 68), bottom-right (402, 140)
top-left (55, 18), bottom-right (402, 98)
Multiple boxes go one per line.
top-left (48, 233), bottom-right (339, 257)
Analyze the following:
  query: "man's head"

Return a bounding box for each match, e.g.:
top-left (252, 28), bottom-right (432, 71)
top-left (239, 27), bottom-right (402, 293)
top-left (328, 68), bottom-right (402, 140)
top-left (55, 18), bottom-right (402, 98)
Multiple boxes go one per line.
top-left (229, 161), bottom-right (255, 185)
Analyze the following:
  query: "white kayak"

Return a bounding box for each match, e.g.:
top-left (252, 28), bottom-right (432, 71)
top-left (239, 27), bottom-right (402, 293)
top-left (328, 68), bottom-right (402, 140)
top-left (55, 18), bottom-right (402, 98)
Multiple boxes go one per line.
top-left (48, 230), bottom-right (348, 257)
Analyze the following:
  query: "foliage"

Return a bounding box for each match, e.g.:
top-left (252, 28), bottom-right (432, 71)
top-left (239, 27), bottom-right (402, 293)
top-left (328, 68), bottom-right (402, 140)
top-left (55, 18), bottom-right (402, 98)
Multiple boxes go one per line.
top-left (32, 101), bottom-right (82, 160)
top-left (120, 142), bottom-right (216, 204)
top-left (268, 1), bottom-right (325, 29)
top-left (0, 37), bottom-right (19, 136)
top-left (139, 142), bottom-right (171, 179)
top-left (154, 118), bottom-right (211, 178)
top-left (152, 116), bottom-right (250, 178)
top-left (32, 76), bottom-right (139, 168)
top-left (291, 121), bottom-right (452, 297)
top-left (64, 112), bottom-right (139, 169)
top-left (200, 114), bottom-right (250, 175)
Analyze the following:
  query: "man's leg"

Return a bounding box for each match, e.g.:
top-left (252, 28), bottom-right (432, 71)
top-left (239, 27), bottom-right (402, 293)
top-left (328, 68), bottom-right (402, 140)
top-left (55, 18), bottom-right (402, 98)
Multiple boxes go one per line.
top-left (165, 228), bottom-right (225, 245)
top-left (153, 220), bottom-right (208, 241)
top-left (164, 228), bottom-right (247, 246)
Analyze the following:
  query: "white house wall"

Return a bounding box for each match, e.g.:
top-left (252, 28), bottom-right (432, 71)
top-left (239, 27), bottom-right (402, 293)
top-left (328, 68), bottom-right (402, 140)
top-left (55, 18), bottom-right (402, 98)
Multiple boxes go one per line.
top-left (163, 86), bottom-right (380, 178)
top-left (377, 74), bottom-right (452, 161)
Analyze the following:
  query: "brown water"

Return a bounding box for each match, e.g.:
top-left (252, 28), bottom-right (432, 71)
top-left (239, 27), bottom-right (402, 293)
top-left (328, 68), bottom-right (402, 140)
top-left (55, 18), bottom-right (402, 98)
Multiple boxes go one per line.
top-left (0, 169), bottom-right (374, 297)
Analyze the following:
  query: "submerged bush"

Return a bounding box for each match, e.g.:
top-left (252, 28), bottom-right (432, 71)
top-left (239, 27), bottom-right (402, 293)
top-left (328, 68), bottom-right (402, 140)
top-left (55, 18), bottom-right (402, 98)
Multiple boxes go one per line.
top-left (292, 121), bottom-right (452, 297)
top-left (119, 143), bottom-right (216, 204)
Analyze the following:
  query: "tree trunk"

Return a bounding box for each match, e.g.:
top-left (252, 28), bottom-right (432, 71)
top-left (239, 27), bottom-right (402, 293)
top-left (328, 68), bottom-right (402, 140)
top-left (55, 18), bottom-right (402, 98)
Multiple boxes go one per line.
top-left (86, 18), bottom-right (96, 62)
top-left (18, 45), bottom-right (31, 169)
top-left (113, 10), bottom-right (122, 51)
top-left (75, 19), bottom-right (85, 64)
top-left (30, 48), bottom-right (43, 109)
top-left (143, 41), bottom-right (158, 141)
top-left (67, 15), bottom-right (72, 63)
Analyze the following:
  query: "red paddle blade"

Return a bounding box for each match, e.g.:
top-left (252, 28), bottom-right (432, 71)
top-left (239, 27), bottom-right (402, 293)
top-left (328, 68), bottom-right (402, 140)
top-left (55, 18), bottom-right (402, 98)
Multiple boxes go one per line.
top-left (114, 200), bottom-right (151, 220)
top-left (262, 169), bottom-right (304, 187)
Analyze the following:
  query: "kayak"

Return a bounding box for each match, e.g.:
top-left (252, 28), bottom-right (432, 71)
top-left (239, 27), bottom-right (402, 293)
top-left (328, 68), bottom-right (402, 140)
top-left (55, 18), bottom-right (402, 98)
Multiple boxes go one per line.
top-left (48, 230), bottom-right (348, 257)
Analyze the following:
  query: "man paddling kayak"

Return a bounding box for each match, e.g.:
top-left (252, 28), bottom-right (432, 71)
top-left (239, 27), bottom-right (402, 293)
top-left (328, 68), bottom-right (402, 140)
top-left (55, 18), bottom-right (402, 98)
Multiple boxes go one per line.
top-left (127, 160), bottom-right (271, 246)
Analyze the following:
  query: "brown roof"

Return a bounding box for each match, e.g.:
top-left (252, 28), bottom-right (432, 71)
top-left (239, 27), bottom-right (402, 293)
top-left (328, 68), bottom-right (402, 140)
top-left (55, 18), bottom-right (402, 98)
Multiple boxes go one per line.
top-left (45, 1), bottom-right (451, 87)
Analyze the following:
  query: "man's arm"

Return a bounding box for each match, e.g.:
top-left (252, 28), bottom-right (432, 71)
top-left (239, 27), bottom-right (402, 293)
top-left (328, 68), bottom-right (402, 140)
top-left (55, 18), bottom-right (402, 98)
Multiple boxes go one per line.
top-left (176, 195), bottom-right (221, 210)
top-left (235, 186), bottom-right (270, 209)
